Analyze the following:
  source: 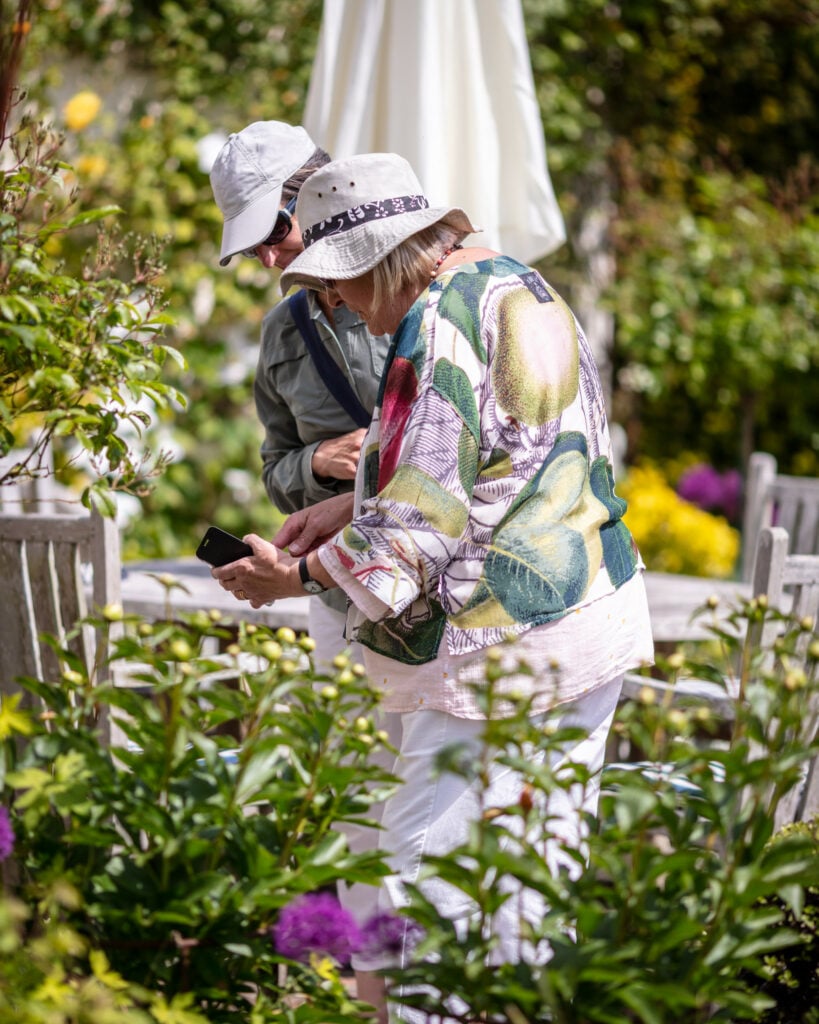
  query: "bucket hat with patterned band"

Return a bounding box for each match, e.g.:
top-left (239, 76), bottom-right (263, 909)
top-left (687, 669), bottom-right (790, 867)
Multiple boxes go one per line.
top-left (279, 152), bottom-right (479, 293)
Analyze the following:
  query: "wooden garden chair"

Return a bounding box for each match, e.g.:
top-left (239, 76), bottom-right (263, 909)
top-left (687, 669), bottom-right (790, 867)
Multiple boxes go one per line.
top-left (741, 451), bottom-right (819, 581)
top-left (0, 510), bottom-right (121, 709)
top-left (615, 526), bottom-right (819, 828)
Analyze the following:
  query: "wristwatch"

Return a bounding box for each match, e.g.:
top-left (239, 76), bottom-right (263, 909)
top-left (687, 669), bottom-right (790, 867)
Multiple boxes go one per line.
top-left (298, 555), bottom-right (328, 595)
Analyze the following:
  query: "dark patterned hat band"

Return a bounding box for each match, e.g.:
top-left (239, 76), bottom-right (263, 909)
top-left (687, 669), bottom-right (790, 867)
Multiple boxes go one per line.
top-left (302, 194), bottom-right (429, 248)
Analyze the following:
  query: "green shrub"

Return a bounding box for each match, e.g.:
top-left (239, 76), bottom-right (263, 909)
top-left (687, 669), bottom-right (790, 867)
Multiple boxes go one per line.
top-left (746, 818), bottom-right (819, 1024)
top-left (1, 602), bottom-right (396, 1022)
top-left (378, 600), bottom-right (819, 1022)
top-left (0, 110), bottom-right (183, 515)
top-left (0, 885), bottom-right (163, 1024)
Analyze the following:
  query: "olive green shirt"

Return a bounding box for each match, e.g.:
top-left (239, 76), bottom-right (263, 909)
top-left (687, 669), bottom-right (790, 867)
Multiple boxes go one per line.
top-left (253, 291), bottom-right (390, 613)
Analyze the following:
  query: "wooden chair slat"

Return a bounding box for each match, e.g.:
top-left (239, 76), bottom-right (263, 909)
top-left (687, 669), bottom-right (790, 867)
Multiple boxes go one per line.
top-left (53, 540), bottom-right (92, 671)
top-left (0, 540), bottom-right (40, 689)
top-left (24, 540), bottom-right (64, 682)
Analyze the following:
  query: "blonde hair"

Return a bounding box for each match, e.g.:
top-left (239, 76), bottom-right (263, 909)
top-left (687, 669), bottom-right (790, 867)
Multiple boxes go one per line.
top-left (369, 222), bottom-right (467, 313)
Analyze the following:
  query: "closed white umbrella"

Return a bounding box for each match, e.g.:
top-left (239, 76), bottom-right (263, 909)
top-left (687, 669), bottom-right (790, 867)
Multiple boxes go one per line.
top-left (303, 0), bottom-right (565, 264)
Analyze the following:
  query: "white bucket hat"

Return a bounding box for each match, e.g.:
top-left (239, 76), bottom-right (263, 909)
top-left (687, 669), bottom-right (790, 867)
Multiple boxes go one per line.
top-left (210, 121), bottom-right (316, 266)
top-left (279, 153), bottom-right (479, 293)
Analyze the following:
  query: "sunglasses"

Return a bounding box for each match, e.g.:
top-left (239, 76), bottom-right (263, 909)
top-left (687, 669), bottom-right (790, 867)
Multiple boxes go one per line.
top-left (242, 196), bottom-right (297, 258)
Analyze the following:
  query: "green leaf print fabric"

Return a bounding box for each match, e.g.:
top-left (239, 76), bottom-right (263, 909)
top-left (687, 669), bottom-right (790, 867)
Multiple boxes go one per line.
top-left (324, 257), bottom-right (640, 665)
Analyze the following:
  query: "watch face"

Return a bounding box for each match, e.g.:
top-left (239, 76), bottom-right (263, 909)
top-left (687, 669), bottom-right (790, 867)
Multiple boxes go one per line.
top-left (299, 556), bottom-right (326, 595)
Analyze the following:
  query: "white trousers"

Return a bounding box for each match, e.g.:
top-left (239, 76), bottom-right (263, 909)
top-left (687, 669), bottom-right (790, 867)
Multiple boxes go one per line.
top-left (337, 674), bottom-right (623, 996)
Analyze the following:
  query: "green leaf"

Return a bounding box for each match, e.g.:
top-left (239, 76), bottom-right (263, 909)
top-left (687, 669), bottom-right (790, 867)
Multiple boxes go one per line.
top-left (64, 206), bottom-right (123, 228)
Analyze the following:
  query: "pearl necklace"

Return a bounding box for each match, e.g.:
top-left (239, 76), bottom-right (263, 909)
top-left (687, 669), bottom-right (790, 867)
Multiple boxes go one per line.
top-left (429, 243), bottom-right (463, 282)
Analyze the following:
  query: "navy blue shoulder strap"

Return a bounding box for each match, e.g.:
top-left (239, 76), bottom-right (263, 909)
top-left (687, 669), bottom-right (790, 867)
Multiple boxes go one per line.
top-left (288, 290), bottom-right (371, 429)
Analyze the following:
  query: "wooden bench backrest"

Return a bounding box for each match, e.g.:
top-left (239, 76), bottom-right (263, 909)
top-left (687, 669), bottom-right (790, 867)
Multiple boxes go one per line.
top-left (0, 511), bottom-right (121, 692)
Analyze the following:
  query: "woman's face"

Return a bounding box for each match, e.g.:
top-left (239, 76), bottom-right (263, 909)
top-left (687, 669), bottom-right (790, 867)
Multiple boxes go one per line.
top-left (252, 211), bottom-right (304, 271)
top-left (330, 271), bottom-right (411, 336)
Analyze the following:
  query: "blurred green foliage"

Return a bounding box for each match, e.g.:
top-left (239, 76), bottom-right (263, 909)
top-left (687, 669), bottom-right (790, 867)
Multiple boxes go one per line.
top-left (0, 107), bottom-right (183, 514)
top-left (6, 0), bottom-right (819, 558)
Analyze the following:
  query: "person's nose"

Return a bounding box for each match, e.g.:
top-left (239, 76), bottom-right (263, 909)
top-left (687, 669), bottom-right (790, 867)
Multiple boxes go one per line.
top-left (256, 245), bottom-right (280, 269)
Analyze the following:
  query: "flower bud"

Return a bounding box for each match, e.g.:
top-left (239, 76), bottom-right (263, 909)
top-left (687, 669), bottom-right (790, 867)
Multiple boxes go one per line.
top-left (261, 641), bottom-right (282, 662)
top-left (667, 709), bottom-right (687, 731)
top-left (169, 639), bottom-right (192, 661)
top-left (784, 669), bottom-right (807, 691)
top-left (639, 686), bottom-right (657, 705)
top-left (102, 603), bottom-right (124, 621)
top-left (276, 627), bottom-right (297, 645)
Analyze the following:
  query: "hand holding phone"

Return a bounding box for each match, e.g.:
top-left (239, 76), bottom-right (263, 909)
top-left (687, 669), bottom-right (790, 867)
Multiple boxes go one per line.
top-left (196, 526), bottom-right (254, 567)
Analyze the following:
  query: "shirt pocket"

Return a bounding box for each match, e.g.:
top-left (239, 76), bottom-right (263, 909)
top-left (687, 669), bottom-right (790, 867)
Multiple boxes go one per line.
top-left (272, 352), bottom-right (356, 434)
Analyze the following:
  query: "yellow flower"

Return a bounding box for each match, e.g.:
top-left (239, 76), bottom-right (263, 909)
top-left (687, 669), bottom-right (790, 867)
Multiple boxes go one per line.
top-left (310, 953), bottom-right (338, 980)
top-left (0, 693), bottom-right (33, 740)
top-left (63, 90), bottom-right (102, 131)
top-left (620, 463), bottom-right (740, 578)
top-left (76, 154), bottom-right (108, 179)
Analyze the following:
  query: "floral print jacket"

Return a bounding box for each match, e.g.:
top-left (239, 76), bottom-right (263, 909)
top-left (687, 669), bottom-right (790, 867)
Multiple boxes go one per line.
top-left (319, 256), bottom-right (641, 665)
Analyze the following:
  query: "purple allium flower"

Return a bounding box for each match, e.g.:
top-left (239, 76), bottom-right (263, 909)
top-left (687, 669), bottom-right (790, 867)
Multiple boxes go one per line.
top-left (0, 806), bottom-right (14, 861)
top-left (360, 911), bottom-right (424, 960)
top-left (677, 464), bottom-right (742, 524)
top-left (677, 464), bottom-right (723, 509)
top-left (272, 892), bottom-right (363, 965)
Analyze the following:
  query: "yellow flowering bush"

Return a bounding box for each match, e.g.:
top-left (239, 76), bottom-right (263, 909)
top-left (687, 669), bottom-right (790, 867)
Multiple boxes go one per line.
top-left (62, 89), bottom-right (101, 131)
top-left (619, 462), bottom-right (740, 577)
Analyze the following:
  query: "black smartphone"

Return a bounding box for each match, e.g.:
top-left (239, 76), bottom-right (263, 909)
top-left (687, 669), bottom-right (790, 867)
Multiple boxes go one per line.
top-left (195, 526), bottom-right (254, 567)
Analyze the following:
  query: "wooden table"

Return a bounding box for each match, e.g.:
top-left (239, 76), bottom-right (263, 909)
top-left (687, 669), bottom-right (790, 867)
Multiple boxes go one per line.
top-left (120, 559), bottom-right (751, 645)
